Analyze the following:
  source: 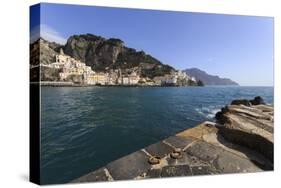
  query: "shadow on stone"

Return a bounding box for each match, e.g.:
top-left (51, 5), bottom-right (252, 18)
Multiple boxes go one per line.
top-left (216, 128), bottom-right (273, 170)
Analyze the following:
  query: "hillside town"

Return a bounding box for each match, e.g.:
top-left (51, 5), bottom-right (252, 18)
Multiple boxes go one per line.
top-left (37, 48), bottom-right (198, 86)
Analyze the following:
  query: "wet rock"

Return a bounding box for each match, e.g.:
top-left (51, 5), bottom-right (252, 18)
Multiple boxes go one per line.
top-left (215, 111), bottom-right (231, 124)
top-left (250, 96), bottom-right (266, 105)
top-left (231, 99), bottom-right (251, 106)
top-left (230, 96), bottom-right (266, 106)
top-left (215, 106), bottom-right (229, 121)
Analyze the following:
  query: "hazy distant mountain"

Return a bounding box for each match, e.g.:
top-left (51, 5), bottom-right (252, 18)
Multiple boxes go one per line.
top-left (183, 68), bottom-right (239, 85)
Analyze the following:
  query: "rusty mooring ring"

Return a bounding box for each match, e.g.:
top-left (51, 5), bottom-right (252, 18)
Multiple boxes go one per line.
top-left (170, 148), bottom-right (183, 159)
top-left (148, 156), bottom-right (161, 165)
top-left (205, 123), bottom-right (214, 128)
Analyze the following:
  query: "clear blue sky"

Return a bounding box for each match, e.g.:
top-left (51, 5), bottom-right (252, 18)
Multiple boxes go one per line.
top-left (30, 3), bottom-right (274, 86)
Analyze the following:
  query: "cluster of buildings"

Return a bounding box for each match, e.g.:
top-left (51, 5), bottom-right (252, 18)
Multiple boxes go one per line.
top-left (153, 71), bottom-right (196, 86)
top-left (41, 49), bottom-right (197, 86)
top-left (43, 49), bottom-right (108, 85)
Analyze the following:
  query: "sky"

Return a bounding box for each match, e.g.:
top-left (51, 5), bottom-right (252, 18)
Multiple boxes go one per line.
top-left (30, 3), bottom-right (274, 86)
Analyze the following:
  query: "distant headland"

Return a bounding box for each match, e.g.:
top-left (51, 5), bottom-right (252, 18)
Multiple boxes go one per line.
top-left (184, 68), bottom-right (239, 86)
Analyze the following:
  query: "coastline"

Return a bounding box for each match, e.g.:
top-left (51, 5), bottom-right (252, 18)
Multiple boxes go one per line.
top-left (35, 81), bottom-right (204, 88)
top-left (71, 96), bottom-right (273, 183)
top-left (33, 82), bottom-right (273, 88)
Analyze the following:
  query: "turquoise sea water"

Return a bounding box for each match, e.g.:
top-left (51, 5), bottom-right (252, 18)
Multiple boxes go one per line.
top-left (40, 86), bottom-right (273, 184)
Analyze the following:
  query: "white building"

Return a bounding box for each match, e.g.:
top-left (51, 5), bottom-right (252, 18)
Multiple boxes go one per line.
top-left (122, 77), bottom-right (129, 85)
top-left (191, 77), bottom-right (196, 82)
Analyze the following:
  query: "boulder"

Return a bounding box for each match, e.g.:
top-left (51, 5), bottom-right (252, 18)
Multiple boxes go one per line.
top-left (250, 96), bottom-right (266, 105)
top-left (230, 96), bottom-right (266, 106)
top-left (231, 99), bottom-right (251, 106)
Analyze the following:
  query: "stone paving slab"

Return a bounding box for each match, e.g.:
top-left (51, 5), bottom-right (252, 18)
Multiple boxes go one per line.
top-left (164, 135), bottom-right (195, 149)
top-left (185, 141), bottom-right (223, 163)
top-left (145, 169), bottom-right (162, 178)
top-left (144, 141), bottom-right (174, 158)
top-left (161, 165), bottom-right (192, 177)
top-left (106, 150), bottom-right (151, 180)
top-left (190, 166), bottom-right (216, 175)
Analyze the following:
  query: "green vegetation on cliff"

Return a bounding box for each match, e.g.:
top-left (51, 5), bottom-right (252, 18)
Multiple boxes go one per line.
top-left (62, 34), bottom-right (175, 77)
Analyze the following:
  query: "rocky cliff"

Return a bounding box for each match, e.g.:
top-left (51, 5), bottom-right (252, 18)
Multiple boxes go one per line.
top-left (31, 34), bottom-right (176, 79)
top-left (62, 34), bottom-right (175, 78)
top-left (30, 38), bottom-right (61, 81)
top-left (184, 68), bottom-right (238, 85)
top-left (30, 38), bottom-right (60, 66)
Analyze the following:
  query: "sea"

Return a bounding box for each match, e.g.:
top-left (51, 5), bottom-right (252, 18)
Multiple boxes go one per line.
top-left (40, 86), bottom-right (273, 184)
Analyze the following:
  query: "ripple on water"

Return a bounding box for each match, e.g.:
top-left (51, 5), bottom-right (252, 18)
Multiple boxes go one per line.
top-left (40, 86), bottom-right (273, 184)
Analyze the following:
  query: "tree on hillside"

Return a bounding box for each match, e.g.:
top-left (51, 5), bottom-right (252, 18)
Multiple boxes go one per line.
top-left (197, 79), bottom-right (204, 86)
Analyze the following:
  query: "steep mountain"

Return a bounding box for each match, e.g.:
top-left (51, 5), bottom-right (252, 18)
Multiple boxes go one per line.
top-left (62, 34), bottom-right (174, 78)
top-left (183, 68), bottom-right (239, 85)
top-left (30, 38), bottom-right (63, 81)
top-left (30, 38), bottom-right (61, 66)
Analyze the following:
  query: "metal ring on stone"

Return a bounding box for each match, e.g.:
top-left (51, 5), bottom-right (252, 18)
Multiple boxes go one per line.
top-left (174, 148), bottom-right (182, 153)
top-left (205, 123), bottom-right (213, 127)
top-left (148, 156), bottom-right (160, 165)
top-left (170, 148), bottom-right (183, 159)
